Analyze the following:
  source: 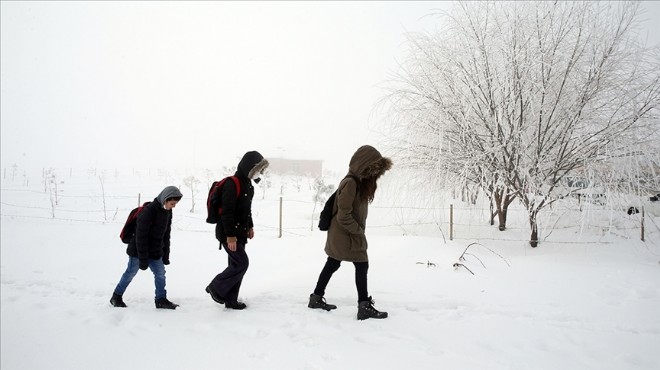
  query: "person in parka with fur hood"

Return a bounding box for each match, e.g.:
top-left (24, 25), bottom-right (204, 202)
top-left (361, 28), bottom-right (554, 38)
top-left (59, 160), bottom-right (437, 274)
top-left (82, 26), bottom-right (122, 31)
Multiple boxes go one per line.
top-left (308, 145), bottom-right (392, 320)
top-left (205, 151), bottom-right (269, 310)
top-left (110, 186), bottom-right (183, 310)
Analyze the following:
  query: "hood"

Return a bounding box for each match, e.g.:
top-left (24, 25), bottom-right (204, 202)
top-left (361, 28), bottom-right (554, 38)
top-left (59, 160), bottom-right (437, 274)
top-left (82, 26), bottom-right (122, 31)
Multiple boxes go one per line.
top-left (156, 186), bottom-right (183, 205)
top-left (348, 145), bottom-right (393, 179)
top-left (236, 151), bottom-right (270, 182)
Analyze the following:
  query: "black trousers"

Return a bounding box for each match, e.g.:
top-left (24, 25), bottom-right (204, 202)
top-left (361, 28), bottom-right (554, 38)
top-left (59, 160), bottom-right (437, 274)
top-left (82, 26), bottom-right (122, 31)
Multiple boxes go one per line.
top-left (313, 256), bottom-right (369, 302)
top-left (210, 242), bottom-right (249, 304)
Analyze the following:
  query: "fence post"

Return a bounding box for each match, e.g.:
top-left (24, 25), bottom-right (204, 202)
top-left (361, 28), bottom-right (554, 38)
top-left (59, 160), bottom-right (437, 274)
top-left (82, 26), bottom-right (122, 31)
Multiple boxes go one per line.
top-left (641, 206), bottom-right (645, 242)
top-left (279, 196), bottom-right (283, 238)
top-left (450, 204), bottom-right (454, 241)
top-left (138, 193), bottom-right (141, 207)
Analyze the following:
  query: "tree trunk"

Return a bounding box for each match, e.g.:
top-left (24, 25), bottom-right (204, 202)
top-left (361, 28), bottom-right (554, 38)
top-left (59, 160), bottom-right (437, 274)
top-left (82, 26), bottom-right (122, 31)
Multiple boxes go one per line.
top-left (493, 188), bottom-right (513, 231)
top-left (498, 207), bottom-right (508, 231)
top-left (470, 187), bottom-right (478, 205)
top-left (190, 191), bottom-right (196, 213)
top-left (529, 211), bottom-right (539, 248)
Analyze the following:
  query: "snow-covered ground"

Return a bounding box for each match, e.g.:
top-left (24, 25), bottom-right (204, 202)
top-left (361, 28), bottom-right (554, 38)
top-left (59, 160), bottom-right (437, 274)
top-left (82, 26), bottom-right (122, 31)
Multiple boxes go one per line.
top-left (1, 170), bottom-right (659, 370)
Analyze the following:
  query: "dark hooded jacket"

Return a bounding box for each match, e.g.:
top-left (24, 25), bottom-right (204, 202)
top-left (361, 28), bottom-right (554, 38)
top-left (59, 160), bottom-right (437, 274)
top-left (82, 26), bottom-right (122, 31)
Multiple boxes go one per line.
top-left (215, 151), bottom-right (269, 245)
top-left (127, 186), bottom-right (183, 263)
top-left (325, 145), bottom-right (392, 262)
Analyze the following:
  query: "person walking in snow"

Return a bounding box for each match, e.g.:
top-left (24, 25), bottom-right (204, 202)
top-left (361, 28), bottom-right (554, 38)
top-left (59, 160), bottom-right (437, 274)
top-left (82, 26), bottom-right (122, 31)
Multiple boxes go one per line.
top-left (308, 145), bottom-right (392, 320)
top-left (205, 151), bottom-right (269, 310)
top-left (110, 186), bottom-right (183, 310)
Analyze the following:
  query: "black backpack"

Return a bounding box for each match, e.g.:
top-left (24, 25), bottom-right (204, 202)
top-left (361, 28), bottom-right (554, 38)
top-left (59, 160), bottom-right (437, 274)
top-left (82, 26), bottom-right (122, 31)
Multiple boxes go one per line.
top-left (206, 176), bottom-right (241, 224)
top-left (119, 202), bottom-right (151, 244)
top-left (318, 175), bottom-right (359, 231)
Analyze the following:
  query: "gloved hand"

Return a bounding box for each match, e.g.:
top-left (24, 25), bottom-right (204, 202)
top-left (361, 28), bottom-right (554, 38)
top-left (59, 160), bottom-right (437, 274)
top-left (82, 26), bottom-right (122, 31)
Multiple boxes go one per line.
top-left (163, 258), bottom-right (170, 265)
top-left (139, 259), bottom-right (149, 270)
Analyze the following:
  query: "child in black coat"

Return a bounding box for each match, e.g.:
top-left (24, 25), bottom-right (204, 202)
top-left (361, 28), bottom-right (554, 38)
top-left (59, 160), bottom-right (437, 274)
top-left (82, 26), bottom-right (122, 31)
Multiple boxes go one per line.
top-left (110, 186), bottom-right (183, 309)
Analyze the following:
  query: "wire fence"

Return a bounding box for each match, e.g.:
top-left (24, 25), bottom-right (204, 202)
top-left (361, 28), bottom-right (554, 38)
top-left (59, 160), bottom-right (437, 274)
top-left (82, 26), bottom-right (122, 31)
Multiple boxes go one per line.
top-left (2, 185), bottom-right (659, 247)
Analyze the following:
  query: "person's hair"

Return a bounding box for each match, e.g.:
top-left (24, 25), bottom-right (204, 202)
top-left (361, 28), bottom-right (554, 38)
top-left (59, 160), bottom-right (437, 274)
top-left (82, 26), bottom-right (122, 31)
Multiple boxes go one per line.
top-left (359, 176), bottom-right (378, 203)
top-left (166, 196), bottom-right (182, 202)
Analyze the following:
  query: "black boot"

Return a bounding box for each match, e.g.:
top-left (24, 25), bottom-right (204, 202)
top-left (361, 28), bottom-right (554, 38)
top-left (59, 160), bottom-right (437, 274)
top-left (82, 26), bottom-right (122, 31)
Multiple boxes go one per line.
top-left (357, 297), bottom-right (388, 320)
top-left (205, 285), bottom-right (225, 305)
top-left (110, 293), bottom-right (127, 308)
top-left (155, 297), bottom-right (179, 310)
top-left (225, 301), bottom-right (247, 310)
top-left (308, 293), bottom-right (337, 311)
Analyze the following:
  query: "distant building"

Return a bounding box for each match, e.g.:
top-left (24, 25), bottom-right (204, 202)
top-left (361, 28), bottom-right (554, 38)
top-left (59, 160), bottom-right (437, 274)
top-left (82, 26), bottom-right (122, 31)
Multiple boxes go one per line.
top-left (267, 158), bottom-right (322, 177)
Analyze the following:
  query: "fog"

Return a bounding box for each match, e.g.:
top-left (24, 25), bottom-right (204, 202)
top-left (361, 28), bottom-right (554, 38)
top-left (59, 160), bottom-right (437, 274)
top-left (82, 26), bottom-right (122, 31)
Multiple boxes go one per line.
top-left (2, 1), bottom-right (659, 173)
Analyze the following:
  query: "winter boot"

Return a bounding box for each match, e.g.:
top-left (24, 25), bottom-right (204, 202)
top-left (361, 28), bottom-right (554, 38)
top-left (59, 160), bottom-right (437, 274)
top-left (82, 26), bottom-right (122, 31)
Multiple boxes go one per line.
top-left (110, 293), bottom-right (127, 308)
top-left (357, 297), bottom-right (388, 320)
top-left (155, 297), bottom-right (179, 310)
top-left (205, 285), bottom-right (225, 305)
top-left (308, 293), bottom-right (337, 311)
top-left (225, 301), bottom-right (247, 310)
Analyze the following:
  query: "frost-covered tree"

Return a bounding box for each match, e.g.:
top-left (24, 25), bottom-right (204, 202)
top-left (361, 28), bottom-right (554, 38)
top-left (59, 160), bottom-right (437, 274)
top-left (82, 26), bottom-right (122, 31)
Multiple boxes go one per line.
top-left (259, 172), bottom-right (272, 200)
top-left (384, 1), bottom-right (660, 247)
top-left (42, 168), bottom-right (58, 218)
top-left (311, 178), bottom-right (335, 231)
top-left (183, 175), bottom-right (200, 213)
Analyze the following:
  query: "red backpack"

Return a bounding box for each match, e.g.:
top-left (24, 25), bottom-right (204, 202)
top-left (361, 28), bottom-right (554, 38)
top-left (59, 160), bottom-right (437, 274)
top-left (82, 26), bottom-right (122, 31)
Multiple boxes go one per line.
top-left (119, 202), bottom-right (151, 243)
top-left (206, 176), bottom-right (241, 224)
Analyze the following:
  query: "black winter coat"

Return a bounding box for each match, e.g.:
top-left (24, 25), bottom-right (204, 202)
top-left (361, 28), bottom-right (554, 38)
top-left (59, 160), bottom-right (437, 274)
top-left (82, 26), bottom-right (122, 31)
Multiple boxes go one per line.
top-left (214, 176), bottom-right (254, 244)
top-left (215, 151), bottom-right (267, 245)
top-left (127, 199), bottom-right (172, 262)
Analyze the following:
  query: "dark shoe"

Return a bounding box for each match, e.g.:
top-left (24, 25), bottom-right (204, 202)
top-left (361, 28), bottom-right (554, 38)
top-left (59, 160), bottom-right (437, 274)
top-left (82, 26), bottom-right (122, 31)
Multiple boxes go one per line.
top-left (308, 293), bottom-right (337, 311)
top-left (225, 301), bottom-right (247, 310)
top-left (155, 297), bottom-right (179, 310)
top-left (110, 293), bottom-right (127, 308)
top-left (357, 297), bottom-right (388, 320)
top-left (205, 285), bottom-right (225, 304)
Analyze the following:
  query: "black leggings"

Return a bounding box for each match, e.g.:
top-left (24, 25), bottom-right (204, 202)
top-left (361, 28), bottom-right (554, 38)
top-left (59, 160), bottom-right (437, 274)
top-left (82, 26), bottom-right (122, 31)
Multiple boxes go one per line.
top-left (313, 256), bottom-right (369, 302)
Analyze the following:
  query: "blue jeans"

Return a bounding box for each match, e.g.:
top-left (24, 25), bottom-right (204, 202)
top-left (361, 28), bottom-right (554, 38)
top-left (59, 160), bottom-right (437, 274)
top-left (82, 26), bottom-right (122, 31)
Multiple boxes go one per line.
top-left (113, 256), bottom-right (167, 300)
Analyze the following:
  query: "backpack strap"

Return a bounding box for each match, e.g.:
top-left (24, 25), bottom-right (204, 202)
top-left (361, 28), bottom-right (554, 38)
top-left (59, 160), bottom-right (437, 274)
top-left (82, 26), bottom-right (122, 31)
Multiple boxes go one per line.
top-left (228, 176), bottom-right (240, 197)
top-left (345, 175), bottom-right (359, 190)
top-left (332, 175), bottom-right (360, 215)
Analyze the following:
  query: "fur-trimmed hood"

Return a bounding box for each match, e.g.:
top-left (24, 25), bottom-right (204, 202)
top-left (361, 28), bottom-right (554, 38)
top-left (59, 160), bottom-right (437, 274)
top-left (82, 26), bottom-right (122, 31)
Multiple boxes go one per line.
top-left (348, 145), bottom-right (393, 179)
top-left (236, 151), bottom-right (270, 181)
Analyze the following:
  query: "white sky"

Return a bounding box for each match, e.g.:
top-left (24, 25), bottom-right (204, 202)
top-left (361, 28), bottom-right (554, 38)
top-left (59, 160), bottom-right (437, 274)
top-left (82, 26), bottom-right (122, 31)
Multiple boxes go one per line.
top-left (2, 1), bottom-right (659, 173)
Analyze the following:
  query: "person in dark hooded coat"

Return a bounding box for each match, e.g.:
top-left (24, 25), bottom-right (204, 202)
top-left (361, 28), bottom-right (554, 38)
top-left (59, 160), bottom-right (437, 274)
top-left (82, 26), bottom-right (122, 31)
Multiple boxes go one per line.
top-left (206, 151), bottom-right (269, 310)
top-left (308, 145), bottom-right (393, 320)
top-left (110, 186), bottom-right (183, 309)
